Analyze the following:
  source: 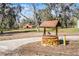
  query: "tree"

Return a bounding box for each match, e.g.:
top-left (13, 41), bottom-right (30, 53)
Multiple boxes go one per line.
top-left (53, 3), bottom-right (77, 28)
top-left (0, 3), bottom-right (9, 34)
top-left (45, 3), bottom-right (75, 28)
top-left (31, 4), bottom-right (40, 31)
top-left (0, 3), bottom-right (20, 33)
top-left (38, 8), bottom-right (53, 21)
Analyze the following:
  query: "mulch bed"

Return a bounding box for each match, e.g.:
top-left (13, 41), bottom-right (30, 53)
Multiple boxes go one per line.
top-left (12, 40), bottom-right (79, 56)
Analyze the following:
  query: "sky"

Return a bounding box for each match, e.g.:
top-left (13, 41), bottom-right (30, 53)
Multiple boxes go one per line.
top-left (12, 3), bottom-right (79, 21)
top-left (19, 3), bottom-right (47, 20)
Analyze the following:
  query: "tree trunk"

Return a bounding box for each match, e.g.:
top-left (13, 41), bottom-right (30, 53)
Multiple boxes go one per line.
top-left (0, 30), bottom-right (3, 34)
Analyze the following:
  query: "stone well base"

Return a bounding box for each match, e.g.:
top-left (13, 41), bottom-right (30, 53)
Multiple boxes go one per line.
top-left (41, 35), bottom-right (59, 46)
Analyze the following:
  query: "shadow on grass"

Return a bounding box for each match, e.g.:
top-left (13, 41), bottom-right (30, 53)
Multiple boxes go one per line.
top-left (0, 30), bottom-right (37, 36)
top-left (59, 40), bottom-right (69, 45)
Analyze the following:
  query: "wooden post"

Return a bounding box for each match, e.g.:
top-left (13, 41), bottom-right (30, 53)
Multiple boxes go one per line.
top-left (56, 27), bottom-right (58, 36)
top-left (43, 27), bottom-right (46, 35)
top-left (63, 35), bottom-right (66, 46)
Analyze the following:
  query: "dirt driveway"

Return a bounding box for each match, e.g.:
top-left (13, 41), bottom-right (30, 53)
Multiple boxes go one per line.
top-left (0, 32), bottom-right (79, 41)
top-left (0, 32), bottom-right (42, 41)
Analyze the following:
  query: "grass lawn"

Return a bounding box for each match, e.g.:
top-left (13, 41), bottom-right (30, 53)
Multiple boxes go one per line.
top-left (40, 28), bottom-right (79, 33)
top-left (0, 28), bottom-right (79, 41)
top-left (4, 28), bottom-right (37, 33)
top-left (2, 28), bottom-right (79, 34)
top-left (58, 28), bottom-right (79, 33)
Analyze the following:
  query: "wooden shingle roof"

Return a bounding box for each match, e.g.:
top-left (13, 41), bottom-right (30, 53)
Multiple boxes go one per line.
top-left (40, 20), bottom-right (59, 28)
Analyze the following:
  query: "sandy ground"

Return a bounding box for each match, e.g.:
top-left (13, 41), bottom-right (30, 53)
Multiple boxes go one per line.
top-left (0, 32), bottom-right (79, 56)
top-left (0, 32), bottom-right (42, 41)
top-left (12, 41), bottom-right (79, 56)
top-left (0, 32), bottom-right (79, 41)
top-left (0, 41), bottom-right (79, 56)
top-left (0, 37), bottom-right (41, 50)
top-left (0, 37), bottom-right (79, 56)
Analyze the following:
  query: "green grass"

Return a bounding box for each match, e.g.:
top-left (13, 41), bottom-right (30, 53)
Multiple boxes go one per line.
top-left (4, 28), bottom-right (37, 33)
top-left (39, 28), bottom-right (79, 33)
top-left (2, 28), bottom-right (79, 34)
top-left (58, 28), bottom-right (79, 33)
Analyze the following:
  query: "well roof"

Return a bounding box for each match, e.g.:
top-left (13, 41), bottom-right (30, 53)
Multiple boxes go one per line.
top-left (40, 20), bottom-right (59, 28)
